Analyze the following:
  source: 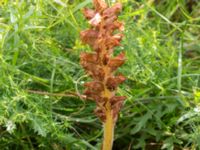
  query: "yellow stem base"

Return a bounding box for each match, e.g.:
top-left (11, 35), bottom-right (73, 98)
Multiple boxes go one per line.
top-left (102, 110), bottom-right (115, 150)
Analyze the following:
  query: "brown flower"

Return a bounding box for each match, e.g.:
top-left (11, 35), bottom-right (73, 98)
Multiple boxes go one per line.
top-left (93, 0), bottom-right (107, 11)
top-left (80, 1), bottom-right (126, 149)
top-left (106, 74), bottom-right (126, 90)
top-left (107, 52), bottom-right (125, 71)
top-left (80, 0), bottom-right (126, 122)
top-left (83, 8), bottom-right (96, 19)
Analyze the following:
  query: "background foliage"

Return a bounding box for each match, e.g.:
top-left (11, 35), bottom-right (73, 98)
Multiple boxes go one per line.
top-left (0, 0), bottom-right (200, 149)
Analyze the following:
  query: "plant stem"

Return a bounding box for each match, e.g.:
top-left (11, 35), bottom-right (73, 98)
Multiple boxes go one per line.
top-left (102, 110), bottom-right (115, 150)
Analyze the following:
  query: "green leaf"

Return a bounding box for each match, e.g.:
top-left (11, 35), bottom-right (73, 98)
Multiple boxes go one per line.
top-left (131, 111), bottom-right (152, 134)
top-left (73, 0), bottom-right (92, 13)
top-left (30, 117), bottom-right (47, 137)
top-left (161, 137), bottom-right (174, 150)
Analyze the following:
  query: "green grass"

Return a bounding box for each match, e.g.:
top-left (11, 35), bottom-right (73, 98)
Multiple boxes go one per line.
top-left (0, 0), bottom-right (200, 149)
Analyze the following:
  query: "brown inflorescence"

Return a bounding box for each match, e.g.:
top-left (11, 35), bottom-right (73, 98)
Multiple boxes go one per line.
top-left (80, 0), bottom-right (126, 123)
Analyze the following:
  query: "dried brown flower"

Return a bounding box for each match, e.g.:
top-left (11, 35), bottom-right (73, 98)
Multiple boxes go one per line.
top-left (80, 0), bottom-right (126, 149)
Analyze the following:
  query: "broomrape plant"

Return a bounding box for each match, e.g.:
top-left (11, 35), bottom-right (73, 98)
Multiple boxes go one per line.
top-left (80, 0), bottom-right (126, 149)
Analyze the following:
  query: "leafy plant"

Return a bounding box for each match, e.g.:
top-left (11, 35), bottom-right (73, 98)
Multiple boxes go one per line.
top-left (0, 0), bottom-right (199, 149)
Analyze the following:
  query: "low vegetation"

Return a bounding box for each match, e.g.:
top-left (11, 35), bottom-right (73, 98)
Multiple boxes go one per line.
top-left (0, 0), bottom-right (200, 149)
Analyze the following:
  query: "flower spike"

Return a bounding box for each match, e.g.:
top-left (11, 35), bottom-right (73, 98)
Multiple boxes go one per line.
top-left (80, 0), bottom-right (126, 149)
